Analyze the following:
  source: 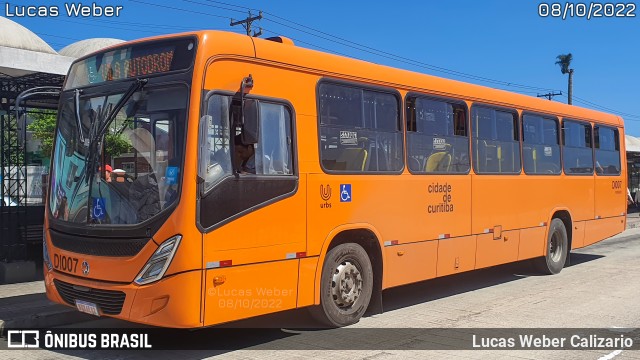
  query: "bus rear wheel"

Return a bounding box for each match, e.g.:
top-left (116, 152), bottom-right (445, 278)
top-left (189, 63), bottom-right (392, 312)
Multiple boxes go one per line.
top-left (311, 243), bottom-right (373, 327)
top-left (535, 218), bottom-right (568, 275)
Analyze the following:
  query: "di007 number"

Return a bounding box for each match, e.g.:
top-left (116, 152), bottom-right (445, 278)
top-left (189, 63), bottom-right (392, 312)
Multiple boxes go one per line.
top-left (53, 254), bottom-right (79, 274)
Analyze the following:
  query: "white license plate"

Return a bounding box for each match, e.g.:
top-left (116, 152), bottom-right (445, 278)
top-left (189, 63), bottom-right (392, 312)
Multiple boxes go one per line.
top-left (75, 299), bottom-right (100, 316)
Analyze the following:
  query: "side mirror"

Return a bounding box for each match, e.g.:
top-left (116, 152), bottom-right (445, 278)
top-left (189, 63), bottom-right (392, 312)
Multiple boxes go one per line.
top-left (241, 99), bottom-right (259, 145)
top-left (197, 115), bottom-right (212, 183)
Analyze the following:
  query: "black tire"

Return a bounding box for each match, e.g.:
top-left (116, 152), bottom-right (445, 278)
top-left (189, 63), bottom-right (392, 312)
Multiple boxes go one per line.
top-left (534, 218), bottom-right (568, 275)
top-left (311, 243), bottom-right (373, 327)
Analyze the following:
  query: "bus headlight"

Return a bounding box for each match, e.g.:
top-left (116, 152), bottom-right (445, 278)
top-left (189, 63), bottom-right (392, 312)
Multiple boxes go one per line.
top-left (43, 228), bottom-right (52, 271)
top-left (134, 235), bottom-right (182, 285)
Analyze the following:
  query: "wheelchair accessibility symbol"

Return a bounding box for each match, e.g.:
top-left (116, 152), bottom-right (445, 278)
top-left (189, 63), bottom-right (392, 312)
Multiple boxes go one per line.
top-left (92, 198), bottom-right (106, 220)
top-left (340, 184), bottom-right (351, 202)
top-left (165, 166), bottom-right (179, 185)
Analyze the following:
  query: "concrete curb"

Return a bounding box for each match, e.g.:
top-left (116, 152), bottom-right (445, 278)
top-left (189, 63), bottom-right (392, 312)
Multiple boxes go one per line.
top-left (0, 305), bottom-right (95, 333)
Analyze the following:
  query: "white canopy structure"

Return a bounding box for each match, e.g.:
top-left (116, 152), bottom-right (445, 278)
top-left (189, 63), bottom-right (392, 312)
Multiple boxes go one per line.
top-left (59, 38), bottom-right (124, 58)
top-left (0, 16), bottom-right (73, 76)
top-left (625, 135), bottom-right (640, 153)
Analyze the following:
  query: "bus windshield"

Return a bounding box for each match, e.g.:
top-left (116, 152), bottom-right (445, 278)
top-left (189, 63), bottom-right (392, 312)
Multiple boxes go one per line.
top-left (49, 84), bottom-right (188, 225)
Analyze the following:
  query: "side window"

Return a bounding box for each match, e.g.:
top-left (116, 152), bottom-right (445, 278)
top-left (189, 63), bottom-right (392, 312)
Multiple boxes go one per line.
top-left (594, 125), bottom-right (620, 175)
top-left (122, 162), bottom-right (135, 173)
top-left (198, 93), bottom-right (297, 230)
top-left (318, 82), bottom-right (403, 172)
top-left (522, 114), bottom-right (561, 175)
top-left (406, 96), bottom-right (469, 173)
top-left (471, 106), bottom-right (521, 174)
top-left (202, 94), bottom-right (294, 192)
top-left (203, 94), bottom-right (233, 190)
top-left (562, 120), bottom-right (593, 175)
top-left (65, 163), bottom-right (78, 188)
top-left (154, 118), bottom-right (181, 208)
top-left (254, 102), bottom-right (293, 175)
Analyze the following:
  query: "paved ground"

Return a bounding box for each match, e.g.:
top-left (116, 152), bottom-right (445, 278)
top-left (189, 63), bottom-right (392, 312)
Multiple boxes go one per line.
top-left (627, 210), bottom-right (640, 229)
top-left (1, 218), bottom-right (640, 359)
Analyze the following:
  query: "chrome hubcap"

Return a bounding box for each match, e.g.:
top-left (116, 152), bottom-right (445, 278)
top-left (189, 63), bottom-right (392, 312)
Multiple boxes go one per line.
top-left (331, 260), bottom-right (363, 309)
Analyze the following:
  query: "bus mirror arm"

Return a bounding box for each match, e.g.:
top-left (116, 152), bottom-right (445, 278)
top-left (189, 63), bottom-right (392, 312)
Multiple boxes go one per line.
top-left (239, 74), bottom-right (259, 145)
top-left (240, 74), bottom-right (253, 97)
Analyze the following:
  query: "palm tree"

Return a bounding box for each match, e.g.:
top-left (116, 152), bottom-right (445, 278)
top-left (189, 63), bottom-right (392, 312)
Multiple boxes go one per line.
top-left (555, 53), bottom-right (574, 105)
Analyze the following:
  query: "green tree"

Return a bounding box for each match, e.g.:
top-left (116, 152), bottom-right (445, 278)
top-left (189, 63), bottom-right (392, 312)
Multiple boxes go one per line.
top-left (26, 110), bottom-right (57, 157)
top-left (27, 111), bottom-right (132, 160)
top-left (104, 116), bottom-right (132, 159)
top-left (555, 53), bottom-right (574, 105)
top-left (105, 132), bottom-right (131, 158)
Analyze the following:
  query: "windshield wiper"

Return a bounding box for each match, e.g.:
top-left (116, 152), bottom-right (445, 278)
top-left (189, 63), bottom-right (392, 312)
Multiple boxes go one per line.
top-left (83, 78), bottom-right (148, 223)
top-left (82, 78), bottom-right (147, 184)
top-left (94, 78), bottom-right (148, 144)
top-left (73, 89), bottom-right (86, 145)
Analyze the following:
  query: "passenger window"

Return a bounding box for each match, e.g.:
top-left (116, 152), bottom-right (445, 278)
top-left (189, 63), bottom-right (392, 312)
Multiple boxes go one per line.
top-left (471, 106), bottom-right (521, 174)
top-left (522, 114), bottom-right (561, 175)
top-left (318, 82), bottom-right (403, 172)
top-left (562, 120), bottom-right (593, 175)
top-left (594, 125), bottom-right (620, 175)
top-left (406, 96), bottom-right (470, 173)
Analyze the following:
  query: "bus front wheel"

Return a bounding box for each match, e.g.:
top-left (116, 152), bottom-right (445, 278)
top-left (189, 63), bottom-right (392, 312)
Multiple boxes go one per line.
top-left (312, 243), bottom-right (373, 327)
top-left (535, 218), bottom-right (568, 275)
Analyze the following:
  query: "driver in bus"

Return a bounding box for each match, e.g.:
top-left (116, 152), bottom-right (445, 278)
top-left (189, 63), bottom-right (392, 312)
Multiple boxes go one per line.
top-left (127, 128), bottom-right (161, 221)
top-left (234, 134), bottom-right (256, 174)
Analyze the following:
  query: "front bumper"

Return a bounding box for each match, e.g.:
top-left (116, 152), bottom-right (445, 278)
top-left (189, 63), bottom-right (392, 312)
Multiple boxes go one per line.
top-left (44, 267), bottom-right (203, 328)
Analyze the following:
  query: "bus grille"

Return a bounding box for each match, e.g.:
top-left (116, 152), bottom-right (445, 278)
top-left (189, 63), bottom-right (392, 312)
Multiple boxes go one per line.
top-left (54, 279), bottom-right (126, 315)
top-left (50, 229), bottom-right (149, 257)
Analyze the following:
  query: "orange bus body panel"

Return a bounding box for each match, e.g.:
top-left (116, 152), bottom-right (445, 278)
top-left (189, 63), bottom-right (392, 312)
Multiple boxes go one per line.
top-left (584, 217), bottom-right (625, 247)
top-left (383, 241), bottom-right (438, 288)
top-left (204, 261), bottom-right (299, 325)
top-left (571, 221), bottom-right (587, 249)
top-left (475, 231), bottom-right (520, 269)
top-left (518, 227), bottom-right (547, 260)
top-left (436, 235), bottom-right (477, 277)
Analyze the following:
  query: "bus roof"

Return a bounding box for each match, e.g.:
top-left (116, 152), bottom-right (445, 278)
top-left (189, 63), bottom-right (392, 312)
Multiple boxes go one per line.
top-left (100, 30), bottom-right (624, 127)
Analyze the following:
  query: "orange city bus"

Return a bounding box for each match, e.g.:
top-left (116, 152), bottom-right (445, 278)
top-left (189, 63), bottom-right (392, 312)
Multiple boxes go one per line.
top-left (43, 30), bottom-right (627, 328)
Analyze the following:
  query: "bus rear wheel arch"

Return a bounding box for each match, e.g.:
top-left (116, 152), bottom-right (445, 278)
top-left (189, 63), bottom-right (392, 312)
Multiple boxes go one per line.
top-left (311, 229), bottom-right (382, 327)
top-left (534, 217), bottom-right (569, 275)
top-left (312, 243), bottom-right (373, 327)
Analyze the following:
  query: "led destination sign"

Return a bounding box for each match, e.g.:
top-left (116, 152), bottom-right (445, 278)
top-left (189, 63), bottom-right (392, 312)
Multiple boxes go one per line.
top-left (100, 49), bottom-right (175, 81)
top-left (64, 38), bottom-right (195, 90)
